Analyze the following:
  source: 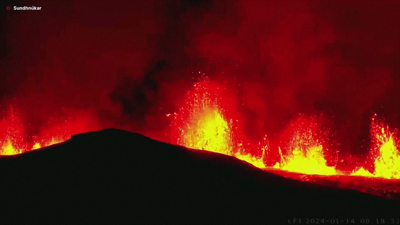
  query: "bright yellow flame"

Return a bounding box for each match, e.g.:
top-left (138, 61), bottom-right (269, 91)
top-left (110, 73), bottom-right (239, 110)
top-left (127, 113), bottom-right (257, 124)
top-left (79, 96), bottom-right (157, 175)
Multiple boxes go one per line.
top-left (45, 137), bottom-right (63, 146)
top-left (276, 145), bottom-right (337, 175)
top-left (31, 137), bottom-right (64, 151)
top-left (353, 118), bottom-right (400, 179)
top-left (175, 76), bottom-right (270, 169)
top-left (32, 143), bottom-right (41, 150)
top-left (181, 107), bottom-right (233, 155)
top-left (274, 129), bottom-right (338, 175)
top-left (235, 148), bottom-right (266, 169)
top-left (373, 128), bottom-right (400, 179)
top-left (351, 167), bottom-right (375, 177)
top-left (1, 140), bottom-right (22, 155)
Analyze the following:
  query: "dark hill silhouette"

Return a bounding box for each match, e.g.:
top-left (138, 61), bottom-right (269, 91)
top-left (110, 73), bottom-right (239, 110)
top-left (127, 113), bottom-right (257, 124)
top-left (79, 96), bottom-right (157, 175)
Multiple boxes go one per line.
top-left (1, 129), bottom-right (399, 224)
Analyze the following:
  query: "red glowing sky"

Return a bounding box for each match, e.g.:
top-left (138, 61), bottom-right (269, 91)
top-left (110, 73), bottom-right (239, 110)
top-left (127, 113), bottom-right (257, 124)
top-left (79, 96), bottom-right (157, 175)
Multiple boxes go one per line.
top-left (1, 0), bottom-right (400, 157)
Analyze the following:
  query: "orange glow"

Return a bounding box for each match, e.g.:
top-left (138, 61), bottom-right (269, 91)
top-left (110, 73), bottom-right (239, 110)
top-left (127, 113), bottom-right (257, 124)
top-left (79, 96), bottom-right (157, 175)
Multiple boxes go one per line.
top-left (351, 167), bottom-right (375, 177)
top-left (0, 106), bottom-right (28, 156)
top-left (0, 105), bottom-right (98, 156)
top-left (32, 137), bottom-right (65, 150)
top-left (370, 117), bottom-right (400, 179)
top-left (179, 106), bottom-right (233, 155)
top-left (350, 115), bottom-right (400, 179)
top-left (273, 121), bottom-right (338, 175)
top-left (170, 76), bottom-right (267, 168)
top-left (172, 77), bottom-right (234, 155)
top-left (32, 143), bottom-right (41, 150)
top-left (1, 140), bottom-right (22, 155)
top-left (235, 152), bottom-right (266, 169)
top-left (170, 76), bottom-right (339, 173)
top-left (1, 75), bottom-right (399, 181)
top-left (234, 136), bottom-right (268, 169)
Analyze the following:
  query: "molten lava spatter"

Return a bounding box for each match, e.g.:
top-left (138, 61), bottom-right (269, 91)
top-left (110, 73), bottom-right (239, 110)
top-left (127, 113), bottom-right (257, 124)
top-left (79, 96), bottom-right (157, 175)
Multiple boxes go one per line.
top-left (0, 106), bottom-right (98, 156)
top-left (351, 115), bottom-right (400, 179)
top-left (185, 107), bottom-right (233, 155)
top-left (234, 152), bottom-right (266, 169)
top-left (370, 116), bottom-right (400, 179)
top-left (0, 106), bottom-right (28, 155)
top-left (234, 135), bottom-right (268, 169)
top-left (1, 140), bottom-right (22, 155)
top-left (3, 74), bottom-right (399, 182)
top-left (170, 76), bottom-right (340, 173)
top-left (351, 167), bottom-right (375, 177)
top-left (170, 76), bottom-right (234, 155)
top-left (169, 75), bottom-right (267, 168)
top-left (31, 137), bottom-right (65, 150)
top-left (170, 76), bottom-right (400, 179)
top-left (374, 129), bottom-right (400, 179)
top-left (273, 117), bottom-right (338, 175)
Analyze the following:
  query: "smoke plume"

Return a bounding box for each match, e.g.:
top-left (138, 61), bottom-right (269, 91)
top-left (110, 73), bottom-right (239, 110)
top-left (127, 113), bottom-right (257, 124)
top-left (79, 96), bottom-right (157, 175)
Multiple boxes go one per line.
top-left (2, 0), bottom-right (400, 154)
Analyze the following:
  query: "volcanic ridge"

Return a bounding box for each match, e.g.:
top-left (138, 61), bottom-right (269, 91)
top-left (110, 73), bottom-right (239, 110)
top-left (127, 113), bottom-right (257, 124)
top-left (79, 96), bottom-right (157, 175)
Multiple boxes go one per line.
top-left (0, 129), bottom-right (399, 224)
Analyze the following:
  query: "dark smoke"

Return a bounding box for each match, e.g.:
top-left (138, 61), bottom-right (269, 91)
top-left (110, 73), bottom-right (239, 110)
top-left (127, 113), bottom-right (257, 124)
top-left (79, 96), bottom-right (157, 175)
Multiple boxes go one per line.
top-left (2, 0), bottom-right (400, 157)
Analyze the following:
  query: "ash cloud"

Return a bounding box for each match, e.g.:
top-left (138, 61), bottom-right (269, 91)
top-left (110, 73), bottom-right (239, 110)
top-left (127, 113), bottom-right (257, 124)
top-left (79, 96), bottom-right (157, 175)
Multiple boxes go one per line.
top-left (2, 0), bottom-right (400, 154)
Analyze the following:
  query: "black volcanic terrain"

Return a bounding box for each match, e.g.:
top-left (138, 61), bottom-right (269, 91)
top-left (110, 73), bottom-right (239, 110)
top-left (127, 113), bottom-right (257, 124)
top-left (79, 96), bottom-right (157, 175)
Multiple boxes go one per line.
top-left (1, 129), bottom-right (399, 224)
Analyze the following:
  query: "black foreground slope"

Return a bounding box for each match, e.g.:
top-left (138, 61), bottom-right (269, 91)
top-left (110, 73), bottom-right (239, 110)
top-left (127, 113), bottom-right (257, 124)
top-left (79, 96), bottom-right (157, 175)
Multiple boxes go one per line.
top-left (1, 129), bottom-right (400, 224)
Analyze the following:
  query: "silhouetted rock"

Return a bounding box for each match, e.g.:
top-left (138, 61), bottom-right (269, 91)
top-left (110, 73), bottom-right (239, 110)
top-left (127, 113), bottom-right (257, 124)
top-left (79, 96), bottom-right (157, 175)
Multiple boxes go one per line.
top-left (1, 129), bottom-right (399, 224)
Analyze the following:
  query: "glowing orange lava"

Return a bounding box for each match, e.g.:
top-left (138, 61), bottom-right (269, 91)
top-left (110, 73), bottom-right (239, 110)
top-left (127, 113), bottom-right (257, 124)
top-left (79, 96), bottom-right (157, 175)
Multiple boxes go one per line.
top-left (374, 128), bottom-right (400, 179)
top-left (2, 75), bottom-right (399, 181)
top-left (181, 106), bottom-right (233, 155)
top-left (172, 76), bottom-right (400, 179)
top-left (273, 118), bottom-right (338, 175)
top-left (0, 106), bottom-right (98, 156)
top-left (351, 167), bottom-right (375, 177)
top-left (0, 106), bottom-right (28, 155)
top-left (170, 76), bottom-right (267, 168)
top-left (1, 140), bottom-right (22, 155)
top-left (170, 76), bottom-right (340, 174)
top-left (31, 137), bottom-right (65, 150)
top-left (171, 77), bottom-right (234, 155)
top-left (234, 151), bottom-right (266, 169)
top-left (352, 116), bottom-right (400, 179)
top-left (170, 77), bottom-right (348, 175)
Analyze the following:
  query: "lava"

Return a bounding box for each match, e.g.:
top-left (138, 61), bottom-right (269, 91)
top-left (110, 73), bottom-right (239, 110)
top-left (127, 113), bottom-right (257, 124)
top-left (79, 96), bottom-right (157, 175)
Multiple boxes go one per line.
top-left (273, 117), bottom-right (338, 175)
top-left (352, 115), bottom-right (400, 179)
top-left (181, 106), bottom-right (233, 155)
top-left (234, 151), bottom-right (266, 169)
top-left (169, 75), bottom-right (268, 168)
top-left (1, 140), bottom-right (22, 155)
top-left (1, 75), bottom-right (399, 181)
top-left (274, 145), bottom-right (337, 175)
top-left (374, 129), bottom-right (400, 179)
top-left (372, 118), bottom-right (400, 179)
top-left (31, 137), bottom-right (65, 150)
top-left (0, 106), bottom-right (28, 155)
top-left (170, 76), bottom-right (235, 156)
top-left (234, 135), bottom-right (268, 169)
top-left (170, 75), bottom-right (399, 179)
top-left (170, 75), bottom-right (338, 174)
top-left (0, 106), bottom-right (98, 156)
top-left (352, 167), bottom-right (375, 177)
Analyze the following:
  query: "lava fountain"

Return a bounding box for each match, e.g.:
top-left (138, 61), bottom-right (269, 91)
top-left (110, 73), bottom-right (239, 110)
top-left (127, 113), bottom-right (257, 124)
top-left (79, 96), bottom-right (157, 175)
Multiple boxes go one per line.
top-left (170, 76), bottom-right (234, 155)
top-left (170, 76), bottom-right (339, 174)
top-left (352, 115), bottom-right (400, 179)
top-left (273, 116), bottom-right (339, 175)
top-left (0, 105), bottom-right (100, 156)
top-left (169, 75), bottom-right (266, 168)
top-left (2, 75), bottom-right (399, 180)
top-left (0, 106), bottom-right (28, 155)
